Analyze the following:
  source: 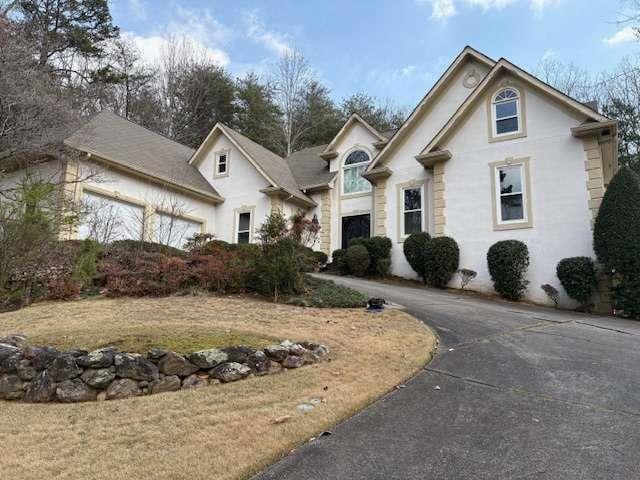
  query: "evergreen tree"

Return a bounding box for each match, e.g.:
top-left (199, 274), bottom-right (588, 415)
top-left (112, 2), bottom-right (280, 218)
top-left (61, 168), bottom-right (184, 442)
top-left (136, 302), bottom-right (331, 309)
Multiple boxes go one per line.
top-left (235, 73), bottom-right (281, 154)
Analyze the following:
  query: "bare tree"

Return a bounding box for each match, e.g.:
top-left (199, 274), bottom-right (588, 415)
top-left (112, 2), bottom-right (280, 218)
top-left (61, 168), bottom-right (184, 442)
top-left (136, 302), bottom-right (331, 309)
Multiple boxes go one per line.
top-left (534, 57), bottom-right (593, 102)
top-left (272, 49), bottom-right (312, 156)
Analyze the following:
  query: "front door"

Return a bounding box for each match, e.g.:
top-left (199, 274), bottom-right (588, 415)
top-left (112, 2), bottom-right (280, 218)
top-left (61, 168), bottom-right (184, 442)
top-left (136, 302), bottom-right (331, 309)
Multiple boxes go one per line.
top-left (341, 214), bottom-right (371, 249)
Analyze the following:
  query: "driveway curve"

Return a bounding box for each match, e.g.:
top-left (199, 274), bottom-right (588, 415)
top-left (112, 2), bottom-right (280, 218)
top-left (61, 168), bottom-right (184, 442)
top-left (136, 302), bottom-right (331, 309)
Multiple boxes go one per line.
top-left (255, 274), bottom-right (640, 480)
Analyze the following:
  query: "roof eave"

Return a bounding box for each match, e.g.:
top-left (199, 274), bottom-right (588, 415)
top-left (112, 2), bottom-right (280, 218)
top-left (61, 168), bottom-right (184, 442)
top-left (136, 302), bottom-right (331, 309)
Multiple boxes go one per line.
top-left (415, 150), bottom-right (452, 168)
top-left (571, 120), bottom-right (618, 139)
top-left (260, 186), bottom-right (317, 208)
top-left (362, 166), bottom-right (393, 183)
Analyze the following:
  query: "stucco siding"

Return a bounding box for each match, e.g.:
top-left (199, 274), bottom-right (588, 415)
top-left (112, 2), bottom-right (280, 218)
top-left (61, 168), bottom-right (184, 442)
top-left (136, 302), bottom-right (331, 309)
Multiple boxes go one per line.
top-left (440, 83), bottom-right (593, 306)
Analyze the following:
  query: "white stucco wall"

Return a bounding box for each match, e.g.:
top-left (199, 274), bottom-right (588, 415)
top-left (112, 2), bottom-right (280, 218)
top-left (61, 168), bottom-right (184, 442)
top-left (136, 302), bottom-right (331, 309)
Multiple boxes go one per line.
top-left (440, 80), bottom-right (593, 306)
top-left (195, 133), bottom-right (272, 243)
top-left (78, 160), bottom-right (216, 243)
top-left (384, 58), bottom-right (493, 279)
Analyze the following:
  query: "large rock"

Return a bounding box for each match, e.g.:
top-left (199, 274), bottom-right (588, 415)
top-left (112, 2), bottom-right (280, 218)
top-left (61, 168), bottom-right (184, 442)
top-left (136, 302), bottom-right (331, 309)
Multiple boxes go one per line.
top-left (147, 348), bottom-right (169, 362)
top-left (0, 374), bottom-right (25, 400)
top-left (114, 353), bottom-right (159, 381)
top-left (210, 362), bottom-right (251, 383)
top-left (24, 370), bottom-right (56, 402)
top-left (187, 349), bottom-right (228, 369)
top-left (81, 368), bottom-right (116, 389)
top-left (77, 348), bottom-right (116, 368)
top-left (105, 378), bottom-right (141, 400)
top-left (222, 346), bottom-right (255, 364)
top-left (56, 379), bottom-right (97, 403)
top-left (247, 350), bottom-right (270, 375)
top-left (281, 355), bottom-right (304, 369)
top-left (24, 346), bottom-right (61, 370)
top-left (0, 343), bottom-right (20, 364)
top-left (0, 335), bottom-right (27, 348)
top-left (150, 375), bottom-right (181, 394)
top-left (158, 351), bottom-right (199, 377)
top-left (181, 374), bottom-right (208, 389)
top-left (264, 345), bottom-right (289, 362)
top-left (0, 352), bottom-right (22, 374)
top-left (16, 359), bottom-right (38, 380)
top-left (47, 354), bottom-right (81, 382)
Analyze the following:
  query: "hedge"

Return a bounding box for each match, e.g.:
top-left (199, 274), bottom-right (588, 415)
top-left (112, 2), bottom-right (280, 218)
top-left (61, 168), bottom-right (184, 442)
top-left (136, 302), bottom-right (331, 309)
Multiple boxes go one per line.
top-left (423, 236), bottom-right (460, 288)
top-left (403, 232), bottom-right (431, 284)
top-left (556, 257), bottom-right (597, 309)
top-left (345, 245), bottom-right (370, 277)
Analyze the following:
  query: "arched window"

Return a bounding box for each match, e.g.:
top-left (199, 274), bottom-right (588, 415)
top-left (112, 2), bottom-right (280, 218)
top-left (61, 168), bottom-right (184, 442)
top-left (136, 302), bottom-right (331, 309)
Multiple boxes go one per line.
top-left (342, 149), bottom-right (371, 195)
top-left (492, 88), bottom-right (521, 136)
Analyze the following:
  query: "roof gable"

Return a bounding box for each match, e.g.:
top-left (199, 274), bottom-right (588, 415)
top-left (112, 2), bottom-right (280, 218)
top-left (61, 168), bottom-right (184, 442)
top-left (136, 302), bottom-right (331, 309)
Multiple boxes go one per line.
top-left (321, 113), bottom-right (386, 159)
top-left (366, 46), bottom-right (496, 172)
top-left (190, 123), bottom-right (315, 207)
top-left (421, 58), bottom-right (611, 155)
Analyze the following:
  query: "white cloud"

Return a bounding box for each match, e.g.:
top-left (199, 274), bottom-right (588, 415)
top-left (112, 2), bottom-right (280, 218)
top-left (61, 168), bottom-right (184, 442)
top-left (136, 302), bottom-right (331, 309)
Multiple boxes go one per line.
top-left (420, 0), bottom-right (559, 22)
top-left (604, 26), bottom-right (638, 46)
top-left (124, 6), bottom-right (232, 67)
top-left (541, 49), bottom-right (556, 61)
top-left (245, 11), bottom-right (293, 56)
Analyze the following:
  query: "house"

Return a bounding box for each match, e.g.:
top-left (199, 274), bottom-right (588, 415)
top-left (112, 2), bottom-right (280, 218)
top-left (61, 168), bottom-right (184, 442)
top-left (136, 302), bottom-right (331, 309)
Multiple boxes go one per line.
top-left (4, 46), bottom-right (618, 307)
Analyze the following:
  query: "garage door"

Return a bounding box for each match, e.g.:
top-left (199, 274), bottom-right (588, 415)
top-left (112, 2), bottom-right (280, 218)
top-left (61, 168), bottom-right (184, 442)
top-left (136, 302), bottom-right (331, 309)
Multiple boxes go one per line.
top-left (156, 212), bottom-right (202, 249)
top-left (77, 190), bottom-right (145, 242)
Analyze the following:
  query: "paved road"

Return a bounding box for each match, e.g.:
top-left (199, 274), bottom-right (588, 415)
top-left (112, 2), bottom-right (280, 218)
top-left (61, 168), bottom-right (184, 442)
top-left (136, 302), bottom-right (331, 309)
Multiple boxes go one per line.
top-left (255, 275), bottom-right (640, 480)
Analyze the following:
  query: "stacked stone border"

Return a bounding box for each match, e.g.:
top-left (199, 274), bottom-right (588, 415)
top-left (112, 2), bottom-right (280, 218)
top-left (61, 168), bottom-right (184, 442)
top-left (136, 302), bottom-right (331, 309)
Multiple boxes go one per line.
top-left (0, 335), bottom-right (329, 403)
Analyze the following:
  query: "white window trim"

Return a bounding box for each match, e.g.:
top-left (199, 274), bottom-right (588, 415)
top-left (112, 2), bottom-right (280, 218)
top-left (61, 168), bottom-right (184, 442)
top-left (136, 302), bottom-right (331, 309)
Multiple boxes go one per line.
top-left (341, 147), bottom-right (373, 197)
top-left (487, 84), bottom-right (527, 143)
top-left (492, 88), bottom-right (521, 137)
top-left (396, 179), bottom-right (428, 242)
top-left (214, 149), bottom-right (230, 178)
top-left (490, 157), bottom-right (533, 231)
top-left (234, 206), bottom-right (255, 244)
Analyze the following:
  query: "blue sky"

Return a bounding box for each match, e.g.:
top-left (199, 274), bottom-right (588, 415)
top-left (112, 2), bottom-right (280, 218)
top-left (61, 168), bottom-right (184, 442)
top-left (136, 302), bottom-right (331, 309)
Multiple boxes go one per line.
top-left (108, 0), bottom-right (639, 109)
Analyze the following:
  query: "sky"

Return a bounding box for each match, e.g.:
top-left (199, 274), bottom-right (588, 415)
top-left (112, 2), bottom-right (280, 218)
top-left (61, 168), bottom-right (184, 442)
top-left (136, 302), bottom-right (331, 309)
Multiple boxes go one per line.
top-left (108, 0), bottom-right (640, 109)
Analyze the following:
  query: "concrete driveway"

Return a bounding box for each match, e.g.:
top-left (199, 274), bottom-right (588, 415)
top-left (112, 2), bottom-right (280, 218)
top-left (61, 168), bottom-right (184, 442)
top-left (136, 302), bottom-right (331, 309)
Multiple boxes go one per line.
top-left (255, 275), bottom-right (640, 480)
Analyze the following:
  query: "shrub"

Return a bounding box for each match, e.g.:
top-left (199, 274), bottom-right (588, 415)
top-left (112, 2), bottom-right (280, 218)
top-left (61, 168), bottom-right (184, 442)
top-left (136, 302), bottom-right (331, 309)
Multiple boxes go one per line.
top-left (457, 269), bottom-right (477, 289)
top-left (108, 239), bottom-right (187, 258)
top-left (556, 257), bottom-right (597, 309)
top-left (189, 249), bottom-right (252, 293)
top-left (330, 249), bottom-right (349, 274)
top-left (593, 168), bottom-right (640, 317)
top-left (253, 238), bottom-right (303, 302)
top-left (313, 250), bottom-right (328, 268)
top-left (541, 284), bottom-right (559, 307)
top-left (349, 236), bottom-right (392, 277)
top-left (424, 236), bottom-right (459, 288)
top-left (345, 245), bottom-right (370, 277)
top-left (297, 246), bottom-right (322, 272)
top-left (487, 240), bottom-right (530, 301)
top-left (304, 277), bottom-right (367, 308)
top-left (403, 232), bottom-right (431, 283)
top-left (71, 240), bottom-right (104, 292)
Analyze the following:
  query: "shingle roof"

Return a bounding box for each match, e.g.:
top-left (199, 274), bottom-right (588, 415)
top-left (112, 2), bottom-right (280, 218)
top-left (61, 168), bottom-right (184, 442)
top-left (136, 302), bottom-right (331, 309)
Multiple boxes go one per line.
top-left (286, 144), bottom-right (336, 189)
top-left (64, 111), bottom-right (221, 199)
top-left (217, 123), bottom-right (315, 205)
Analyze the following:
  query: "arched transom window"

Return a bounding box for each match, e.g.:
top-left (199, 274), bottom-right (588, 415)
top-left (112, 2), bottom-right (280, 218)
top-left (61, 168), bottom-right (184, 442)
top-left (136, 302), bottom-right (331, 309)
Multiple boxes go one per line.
top-left (492, 88), bottom-right (521, 136)
top-left (342, 149), bottom-right (371, 195)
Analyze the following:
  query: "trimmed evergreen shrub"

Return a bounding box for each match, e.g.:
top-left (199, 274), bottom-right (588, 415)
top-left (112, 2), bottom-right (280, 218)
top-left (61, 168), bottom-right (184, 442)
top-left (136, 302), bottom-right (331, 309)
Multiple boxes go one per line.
top-left (487, 240), bottom-right (530, 300)
top-left (594, 167), bottom-right (640, 276)
top-left (313, 250), bottom-right (328, 268)
top-left (593, 168), bottom-right (640, 317)
top-left (403, 232), bottom-right (431, 283)
top-left (424, 236), bottom-right (460, 288)
top-left (349, 236), bottom-right (392, 276)
top-left (556, 257), bottom-right (597, 309)
top-left (345, 245), bottom-right (370, 277)
top-left (331, 249), bottom-right (349, 274)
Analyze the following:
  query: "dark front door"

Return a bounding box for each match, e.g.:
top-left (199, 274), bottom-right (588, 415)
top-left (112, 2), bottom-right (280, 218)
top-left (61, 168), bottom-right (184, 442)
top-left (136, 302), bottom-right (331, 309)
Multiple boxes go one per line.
top-left (341, 214), bottom-right (371, 249)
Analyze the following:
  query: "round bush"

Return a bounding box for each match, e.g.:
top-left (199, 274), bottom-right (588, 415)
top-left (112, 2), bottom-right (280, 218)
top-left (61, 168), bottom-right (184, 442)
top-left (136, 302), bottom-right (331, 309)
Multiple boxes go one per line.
top-left (424, 236), bottom-right (460, 288)
top-left (331, 249), bottom-right (349, 274)
top-left (403, 232), bottom-right (431, 283)
top-left (345, 245), bottom-right (370, 277)
top-left (367, 236), bottom-right (392, 261)
top-left (556, 257), bottom-right (597, 308)
top-left (313, 250), bottom-right (328, 267)
top-left (487, 240), bottom-right (530, 301)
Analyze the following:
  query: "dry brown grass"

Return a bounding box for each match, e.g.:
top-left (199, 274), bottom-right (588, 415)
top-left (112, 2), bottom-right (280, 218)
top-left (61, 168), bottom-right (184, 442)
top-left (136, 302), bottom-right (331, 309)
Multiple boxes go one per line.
top-left (0, 294), bottom-right (437, 480)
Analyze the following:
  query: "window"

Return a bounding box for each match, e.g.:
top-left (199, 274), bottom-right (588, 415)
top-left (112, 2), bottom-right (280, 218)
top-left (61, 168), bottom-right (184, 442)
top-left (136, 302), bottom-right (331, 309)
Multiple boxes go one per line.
top-left (215, 151), bottom-right (229, 177)
top-left (342, 150), bottom-right (371, 195)
top-left (156, 213), bottom-right (202, 249)
top-left (402, 186), bottom-right (423, 236)
top-left (237, 211), bottom-right (251, 244)
top-left (341, 214), bottom-right (370, 249)
top-left (491, 158), bottom-right (532, 230)
top-left (492, 88), bottom-right (521, 136)
top-left (78, 190), bottom-right (144, 243)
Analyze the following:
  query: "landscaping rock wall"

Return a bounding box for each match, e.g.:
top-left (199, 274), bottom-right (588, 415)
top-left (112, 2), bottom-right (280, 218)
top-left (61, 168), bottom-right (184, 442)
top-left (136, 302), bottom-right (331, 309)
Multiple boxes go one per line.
top-left (0, 335), bottom-right (329, 403)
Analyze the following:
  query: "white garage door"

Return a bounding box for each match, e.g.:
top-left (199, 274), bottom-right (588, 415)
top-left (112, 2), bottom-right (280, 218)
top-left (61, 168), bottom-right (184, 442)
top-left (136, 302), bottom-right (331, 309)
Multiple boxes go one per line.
top-left (78, 190), bottom-right (145, 242)
top-left (156, 212), bottom-right (202, 249)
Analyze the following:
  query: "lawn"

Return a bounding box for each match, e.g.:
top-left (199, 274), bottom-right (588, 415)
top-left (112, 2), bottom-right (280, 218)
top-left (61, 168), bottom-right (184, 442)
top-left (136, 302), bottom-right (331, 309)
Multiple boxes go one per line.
top-left (0, 294), bottom-right (436, 480)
